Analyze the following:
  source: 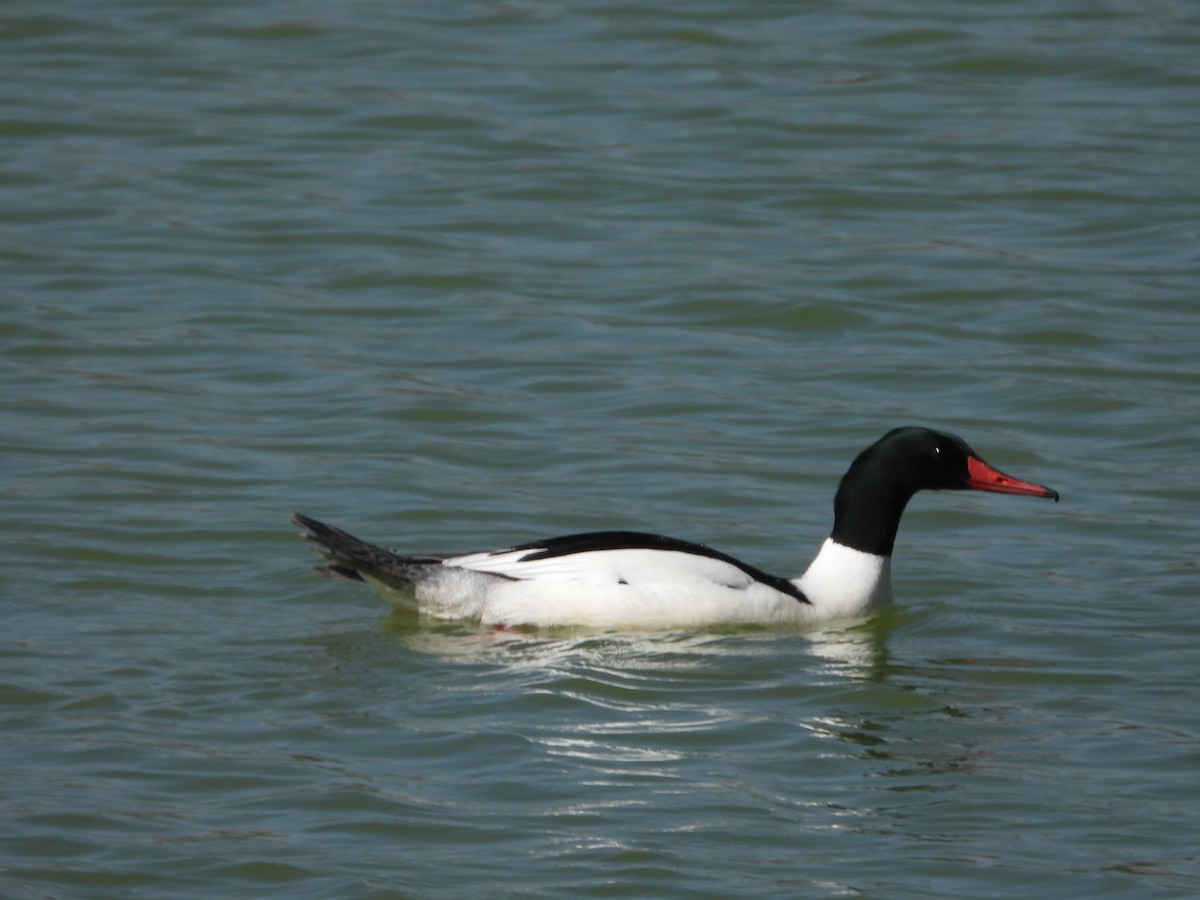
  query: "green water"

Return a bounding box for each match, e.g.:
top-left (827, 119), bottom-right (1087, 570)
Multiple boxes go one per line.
top-left (4, 0), bottom-right (1199, 896)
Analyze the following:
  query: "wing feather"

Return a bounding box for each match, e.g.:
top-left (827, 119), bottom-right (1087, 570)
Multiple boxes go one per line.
top-left (444, 530), bottom-right (808, 603)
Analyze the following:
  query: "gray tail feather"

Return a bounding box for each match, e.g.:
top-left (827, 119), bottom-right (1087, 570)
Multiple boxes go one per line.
top-left (290, 511), bottom-right (443, 592)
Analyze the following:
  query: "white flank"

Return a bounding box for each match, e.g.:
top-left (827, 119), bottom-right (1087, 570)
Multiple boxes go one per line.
top-left (372, 539), bottom-right (896, 629)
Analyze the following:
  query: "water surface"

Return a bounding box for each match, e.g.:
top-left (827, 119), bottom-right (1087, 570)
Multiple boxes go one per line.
top-left (3, 1), bottom-right (1199, 896)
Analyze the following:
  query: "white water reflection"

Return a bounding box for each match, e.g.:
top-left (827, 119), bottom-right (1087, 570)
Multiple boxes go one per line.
top-left (379, 610), bottom-right (892, 680)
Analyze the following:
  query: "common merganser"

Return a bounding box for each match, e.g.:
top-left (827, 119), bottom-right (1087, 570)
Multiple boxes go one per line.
top-left (292, 427), bottom-right (1058, 629)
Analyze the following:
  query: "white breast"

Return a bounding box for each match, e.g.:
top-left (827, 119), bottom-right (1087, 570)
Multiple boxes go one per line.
top-left (796, 538), bottom-right (892, 619)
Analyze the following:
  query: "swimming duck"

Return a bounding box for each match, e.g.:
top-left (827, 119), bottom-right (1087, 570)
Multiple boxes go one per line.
top-left (292, 427), bottom-right (1058, 628)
